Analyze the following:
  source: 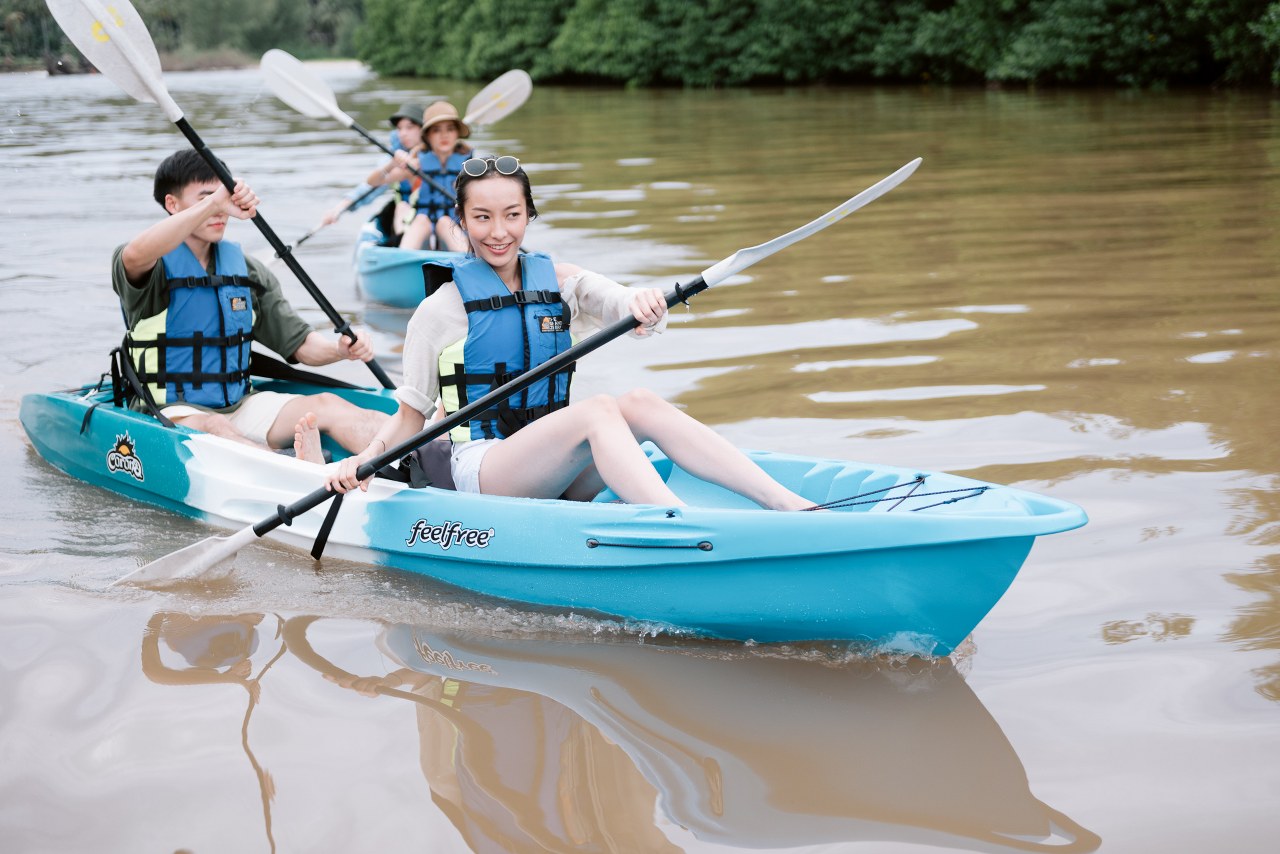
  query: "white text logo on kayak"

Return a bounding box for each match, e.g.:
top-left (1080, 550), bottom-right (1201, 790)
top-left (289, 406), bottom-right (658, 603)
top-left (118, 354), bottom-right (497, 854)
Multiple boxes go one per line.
top-left (106, 433), bottom-right (145, 482)
top-left (406, 518), bottom-right (494, 550)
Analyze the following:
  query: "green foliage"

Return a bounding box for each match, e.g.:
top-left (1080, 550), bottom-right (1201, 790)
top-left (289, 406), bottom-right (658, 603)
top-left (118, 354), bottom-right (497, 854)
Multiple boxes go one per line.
top-left (357, 0), bottom-right (567, 78)
top-left (1187, 0), bottom-right (1280, 84)
top-left (0, 0), bottom-right (362, 66)
top-left (1252, 4), bottom-right (1280, 85)
top-left (1, 0), bottom-right (70, 62)
top-left (988, 0), bottom-right (1203, 87)
top-left (3, 0), bottom-right (1275, 86)
top-left (352, 0), bottom-right (1280, 88)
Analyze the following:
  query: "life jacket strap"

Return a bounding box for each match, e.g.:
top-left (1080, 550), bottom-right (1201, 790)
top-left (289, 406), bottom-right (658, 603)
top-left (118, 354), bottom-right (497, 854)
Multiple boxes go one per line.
top-left (110, 343), bottom-right (176, 428)
top-left (125, 330), bottom-right (253, 391)
top-left (166, 273), bottom-right (258, 291)
top-left (462, 289), bottom-right (563, 313)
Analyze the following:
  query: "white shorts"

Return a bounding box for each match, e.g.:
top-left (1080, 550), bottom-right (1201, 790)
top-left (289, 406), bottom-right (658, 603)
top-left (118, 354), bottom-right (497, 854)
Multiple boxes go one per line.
top-left (450, 438), bottom-right (501, 494)
top-left (161, 391), bottom-right (298, 446)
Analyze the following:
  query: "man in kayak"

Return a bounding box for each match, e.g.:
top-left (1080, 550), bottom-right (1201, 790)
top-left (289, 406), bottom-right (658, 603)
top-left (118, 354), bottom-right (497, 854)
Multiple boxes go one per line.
top-left (112, 148), bottom-right (387, 464)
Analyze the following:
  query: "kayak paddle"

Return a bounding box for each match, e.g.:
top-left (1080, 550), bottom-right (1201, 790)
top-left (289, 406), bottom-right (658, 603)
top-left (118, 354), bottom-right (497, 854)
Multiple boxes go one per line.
top-left (262, 52), bottom-right (532, 205)
top-left (260, 67), bottom-right (534, 265)
top-left (113, 157), bottom-right (923, 588)
top-left (43, 0), bottom-right (396, 391)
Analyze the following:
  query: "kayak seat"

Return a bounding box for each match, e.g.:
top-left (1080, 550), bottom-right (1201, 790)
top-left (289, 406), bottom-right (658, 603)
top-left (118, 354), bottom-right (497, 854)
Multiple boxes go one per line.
top-left (591, 448), bottom-right (675, 503)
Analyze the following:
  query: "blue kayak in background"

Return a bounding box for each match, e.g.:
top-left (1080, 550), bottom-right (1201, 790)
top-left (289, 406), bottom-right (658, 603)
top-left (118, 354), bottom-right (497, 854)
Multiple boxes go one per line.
top-left (353, 219), bottom-right (463, 308)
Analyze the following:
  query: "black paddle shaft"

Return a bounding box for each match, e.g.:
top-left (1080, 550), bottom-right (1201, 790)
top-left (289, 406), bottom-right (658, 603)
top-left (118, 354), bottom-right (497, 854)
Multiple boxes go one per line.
top-left (351, 121), bottom-right (457, 203)
top-left (173, 118), bottom-right (396, 390)
top-left (253, 276), bottom-right (710, 538)
top-left (295, 183), bottom-right (386, 249)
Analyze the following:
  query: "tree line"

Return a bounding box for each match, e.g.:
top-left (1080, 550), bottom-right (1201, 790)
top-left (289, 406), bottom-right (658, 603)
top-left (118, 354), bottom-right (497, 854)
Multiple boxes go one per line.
top-left (1, 0), bottom-right (363, 70)
top-left (5, 0), bottom-right (1278, 87)
top-left (357, 0), bottom-right (1280, 88)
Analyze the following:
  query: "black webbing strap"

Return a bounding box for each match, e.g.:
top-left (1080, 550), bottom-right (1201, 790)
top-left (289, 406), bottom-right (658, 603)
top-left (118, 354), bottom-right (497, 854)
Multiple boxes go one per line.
top-left (166, 273), bottom-right (259, 291)
top-left (247, 351), bottom-right (365, 390)
top-left (462, 289), bottom-right (563, 313)
top-left (111, 344), bottom-right (176, 429)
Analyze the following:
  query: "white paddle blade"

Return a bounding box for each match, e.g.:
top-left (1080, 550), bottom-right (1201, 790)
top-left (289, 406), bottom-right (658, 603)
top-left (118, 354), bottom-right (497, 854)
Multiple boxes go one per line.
top-left (112, 525), bottom-right (259, 588)
top-left (45, 0), bottom-right (183, 121)
top-left (260, 48), bottom-right (354, 127)
top-left (463, 69), bottom-right (533, 127)
top-left (701, 157), bottom-right (923, 287)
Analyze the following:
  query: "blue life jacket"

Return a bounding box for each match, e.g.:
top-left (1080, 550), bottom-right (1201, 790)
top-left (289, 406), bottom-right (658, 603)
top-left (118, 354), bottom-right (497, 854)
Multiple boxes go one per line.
top-left (436, 252), bottom-right (574, 442)
top-left (413, 150), bottom-right (467, 223)
top-left (125, 241), bottom-right (256, 409)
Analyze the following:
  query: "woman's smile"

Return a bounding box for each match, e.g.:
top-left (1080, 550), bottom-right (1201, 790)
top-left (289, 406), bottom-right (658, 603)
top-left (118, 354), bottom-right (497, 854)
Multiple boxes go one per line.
top-left (462, 176), bottom-right (528, 278)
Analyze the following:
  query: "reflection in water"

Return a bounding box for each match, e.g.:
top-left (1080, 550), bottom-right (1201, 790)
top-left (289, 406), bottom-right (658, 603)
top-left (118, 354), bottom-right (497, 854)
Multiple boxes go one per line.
top-left (283, 617), bottom-right (1100, 853)
top-left (1226, 552), bottom-right (1280, 702)
top-left (141, 612), bottom-right (287, 853)
top-left (1101, 613), bottom-right (1195, 645)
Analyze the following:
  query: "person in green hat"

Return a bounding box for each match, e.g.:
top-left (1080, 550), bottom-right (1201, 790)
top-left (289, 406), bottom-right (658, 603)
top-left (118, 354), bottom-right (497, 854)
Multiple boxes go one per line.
top-left (369, 100), bottom-right (474, 252)
top-left (319, 101), bottom-right (428, 233)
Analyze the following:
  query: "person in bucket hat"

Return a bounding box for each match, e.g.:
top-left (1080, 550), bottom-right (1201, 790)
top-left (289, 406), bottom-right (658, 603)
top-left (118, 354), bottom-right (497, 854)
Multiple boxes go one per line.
top-left (420, 100), bottom-right (472, 137)
top-left (319, 102), bottom-right (427, 228)
top-left (369, 100), bottom-right (473, 252)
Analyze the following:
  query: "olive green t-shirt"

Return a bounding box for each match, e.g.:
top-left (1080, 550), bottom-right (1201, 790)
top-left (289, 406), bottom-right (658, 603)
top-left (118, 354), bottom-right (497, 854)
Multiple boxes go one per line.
top-left (111, 241), bottom-right (312, 362)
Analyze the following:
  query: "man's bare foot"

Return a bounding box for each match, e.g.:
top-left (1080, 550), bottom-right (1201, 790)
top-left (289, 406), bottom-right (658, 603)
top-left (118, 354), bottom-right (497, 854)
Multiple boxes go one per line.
top-left (293, 412), bottom-right (325, 465)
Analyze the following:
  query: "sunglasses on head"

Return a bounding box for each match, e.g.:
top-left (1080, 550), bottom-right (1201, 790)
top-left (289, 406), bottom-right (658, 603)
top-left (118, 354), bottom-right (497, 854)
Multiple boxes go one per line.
top-left (460, 156), bottom-right (521, 178)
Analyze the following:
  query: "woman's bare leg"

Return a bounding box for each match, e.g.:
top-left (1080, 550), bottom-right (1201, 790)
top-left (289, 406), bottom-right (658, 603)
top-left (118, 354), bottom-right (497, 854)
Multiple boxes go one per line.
top-left (435, 217), bottom-right (469, 253)
top-left (477, 390), bottom-right (811, 508)
top-left (398, 214), bottom-right (433, 251)
top-left (614, 389), bottom-right (812, 510)
top-left (478, 395), bottom-right (682, 505)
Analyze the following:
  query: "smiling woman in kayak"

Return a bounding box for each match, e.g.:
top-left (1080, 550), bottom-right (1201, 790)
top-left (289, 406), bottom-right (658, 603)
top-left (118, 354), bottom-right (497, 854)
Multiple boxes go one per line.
top-left (324, 156), bottom-right (811, 510)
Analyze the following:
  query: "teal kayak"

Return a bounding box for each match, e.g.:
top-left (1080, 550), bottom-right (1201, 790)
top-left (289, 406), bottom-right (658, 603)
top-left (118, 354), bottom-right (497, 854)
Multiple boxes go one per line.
top-left (20, 376), bottom-right (1087, 655)
top-left (353, 219), bottom-right (463, 308)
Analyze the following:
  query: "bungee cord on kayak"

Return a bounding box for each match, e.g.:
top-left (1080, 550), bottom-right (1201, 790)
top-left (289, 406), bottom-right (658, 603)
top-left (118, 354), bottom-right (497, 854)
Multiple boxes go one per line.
top-left (804, 476), bottom-right (991, 512)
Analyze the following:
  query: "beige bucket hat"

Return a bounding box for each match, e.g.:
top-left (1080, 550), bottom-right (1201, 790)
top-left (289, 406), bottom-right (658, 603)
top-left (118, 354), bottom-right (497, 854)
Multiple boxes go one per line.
top-left (421, 100), bottom-right (471, 138)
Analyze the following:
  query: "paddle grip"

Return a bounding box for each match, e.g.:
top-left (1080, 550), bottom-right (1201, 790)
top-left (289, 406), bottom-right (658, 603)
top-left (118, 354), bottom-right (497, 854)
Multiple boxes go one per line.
top-left (173, 119), bottom-right (396, 390)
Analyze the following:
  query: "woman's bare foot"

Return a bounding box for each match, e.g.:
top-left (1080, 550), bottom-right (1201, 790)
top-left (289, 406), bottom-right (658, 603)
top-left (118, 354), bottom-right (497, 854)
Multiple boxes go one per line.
top-left (293, 412), bottom-right (325, 465)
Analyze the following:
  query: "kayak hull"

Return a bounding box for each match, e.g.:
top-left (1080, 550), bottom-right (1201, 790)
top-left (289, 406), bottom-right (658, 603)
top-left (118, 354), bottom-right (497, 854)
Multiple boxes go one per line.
top-left (20, 381), bottom-right (1087, 654)
top-left (353, 223), bottom-right (464, 308)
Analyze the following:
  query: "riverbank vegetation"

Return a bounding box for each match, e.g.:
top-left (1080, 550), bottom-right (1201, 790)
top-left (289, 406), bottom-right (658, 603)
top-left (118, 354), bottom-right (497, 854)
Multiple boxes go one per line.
top-left (358, 0), bottom-right (1280, 88)
top-left (4, 0), bottom-right (1277, 87)
top-left (1, 0), bottom-right (361, 72)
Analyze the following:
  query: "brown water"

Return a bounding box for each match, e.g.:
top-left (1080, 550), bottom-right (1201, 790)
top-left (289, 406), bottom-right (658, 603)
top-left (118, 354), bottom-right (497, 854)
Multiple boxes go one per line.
top-left (1, 64), bottom-right (1278, 852)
